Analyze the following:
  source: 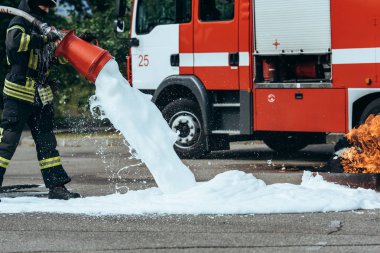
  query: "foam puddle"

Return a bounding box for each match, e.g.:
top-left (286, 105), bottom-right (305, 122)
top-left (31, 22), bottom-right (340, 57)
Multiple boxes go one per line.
top-left (1, 60), bottom-right (380, 215)
top-left (1, 171), bottom-right (380, 215)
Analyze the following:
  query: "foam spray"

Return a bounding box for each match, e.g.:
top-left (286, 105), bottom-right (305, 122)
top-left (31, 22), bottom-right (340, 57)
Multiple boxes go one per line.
top-left (90, 59), bottom-right (196, 194)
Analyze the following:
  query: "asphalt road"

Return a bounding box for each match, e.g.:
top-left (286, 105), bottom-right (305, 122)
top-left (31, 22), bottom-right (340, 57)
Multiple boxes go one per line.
top-left (0, 136), bottom-right (379, 252)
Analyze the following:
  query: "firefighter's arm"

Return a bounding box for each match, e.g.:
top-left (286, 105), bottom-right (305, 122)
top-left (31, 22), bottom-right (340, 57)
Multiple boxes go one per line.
top-left (6, 25), bottom-right (45, 52)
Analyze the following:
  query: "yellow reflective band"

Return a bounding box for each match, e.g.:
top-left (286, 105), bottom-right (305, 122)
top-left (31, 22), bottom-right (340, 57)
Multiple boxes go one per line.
top-left (28, 50), bottom-right (34, 68)
top-left (34, 51), bottom-right (38, 70)
top-left (0, 157), bottom-right (10, 164)
top-left (24, 34), bottom-right (31, 51)
top-left (40, 162), bottom-right (62, 170)
top-left (6, 56), bottom-right (11, 65)
top-left (39, 156), bottom-right (61, 170)
top-left (5, 79), bottom-right (35, 91)
top-left (0, 128), bottom-right (3, 143)
top-left (25, 78), bottom-right (35, 88)
top-left (40, 156), bottom-right (61, 165)
top-left (0, 156), bottom-right (10, 169)
top-left (18, 32), bottom-right (25, 52)
top-left (7, 25), bottom-right (25, 34)
top-left (4, 88), bottom-right (34, 103)
top-left (5, 84), bottom-right (35, 98)
top-left (38, 86), bottom-right (54, 104)
top-left (5, 79), bottom-right (35, 95)
top-left (17, 33), bottom-right (30, 52)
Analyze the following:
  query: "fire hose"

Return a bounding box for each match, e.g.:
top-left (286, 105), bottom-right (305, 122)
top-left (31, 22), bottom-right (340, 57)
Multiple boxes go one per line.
top-left (0, 5), bottom-right (62, 39)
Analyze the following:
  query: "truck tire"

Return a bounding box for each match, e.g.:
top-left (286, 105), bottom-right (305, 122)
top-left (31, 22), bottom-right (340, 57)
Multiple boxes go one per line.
top-left (263, 133), bottom-right (309, 153)
top-left (162, 99), bottom-right (208, 158)
top-left (359, 98), bottom-right (380, 124)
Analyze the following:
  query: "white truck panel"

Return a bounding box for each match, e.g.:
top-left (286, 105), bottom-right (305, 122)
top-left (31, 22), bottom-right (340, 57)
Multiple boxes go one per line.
top-left (254, 0), bottom-right (331, 55)
top-left (131, 25), bottom-right (179, 90)
top-left (130, 3), bottom-right (179, 90)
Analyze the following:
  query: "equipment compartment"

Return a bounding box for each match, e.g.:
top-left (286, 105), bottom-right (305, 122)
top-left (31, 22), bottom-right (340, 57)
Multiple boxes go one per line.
top-left (254, 88), bottom-right (346, 132)
top-left (254, 0), bottom-right (331, 55)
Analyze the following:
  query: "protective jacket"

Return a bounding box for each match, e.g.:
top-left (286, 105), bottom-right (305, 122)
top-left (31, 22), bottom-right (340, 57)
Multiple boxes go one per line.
top-left (4, 0), bottom-right (64, 104)
top-left (0, 0), bottom-right (71, 188)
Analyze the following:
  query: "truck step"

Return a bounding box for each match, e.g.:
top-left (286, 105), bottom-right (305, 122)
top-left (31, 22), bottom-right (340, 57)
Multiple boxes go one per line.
top-left (213, 103), bottom-right (240, 108)
top-left (211, 130), bottom-right (241, 135)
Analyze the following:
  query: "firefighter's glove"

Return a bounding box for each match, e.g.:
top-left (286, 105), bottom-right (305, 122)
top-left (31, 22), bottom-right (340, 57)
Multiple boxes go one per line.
top-left (44, 32), bottom-right (60, 43)
top-left (44, 27), bottom-right (60, 43)
top-left (79, 32), bottom-right (98, 44)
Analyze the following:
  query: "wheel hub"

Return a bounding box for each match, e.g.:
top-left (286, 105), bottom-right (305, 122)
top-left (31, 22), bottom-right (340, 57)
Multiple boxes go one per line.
top-left (170, 112), bottom-right (200, 146)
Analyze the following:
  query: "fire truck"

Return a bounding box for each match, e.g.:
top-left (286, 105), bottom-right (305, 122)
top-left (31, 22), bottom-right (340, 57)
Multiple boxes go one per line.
top-left (114, 0), bottom-right (380, 158)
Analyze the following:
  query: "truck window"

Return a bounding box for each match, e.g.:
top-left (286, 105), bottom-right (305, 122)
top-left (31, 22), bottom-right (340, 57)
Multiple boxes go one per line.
top-left (199, 0), bottom-right (234, 22)
top-left (136, 0), bottom-right (192, 34)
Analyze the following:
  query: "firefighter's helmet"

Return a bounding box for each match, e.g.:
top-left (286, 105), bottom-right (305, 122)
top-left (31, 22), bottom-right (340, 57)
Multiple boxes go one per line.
top-left (26, 0), bottom-right (56, 17)
top-left (28, 0), bottom-right (57, 8)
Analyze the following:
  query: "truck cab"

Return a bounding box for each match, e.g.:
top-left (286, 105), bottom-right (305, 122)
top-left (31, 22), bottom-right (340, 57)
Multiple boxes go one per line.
top-left (116, 0), bottom-right (380, 158)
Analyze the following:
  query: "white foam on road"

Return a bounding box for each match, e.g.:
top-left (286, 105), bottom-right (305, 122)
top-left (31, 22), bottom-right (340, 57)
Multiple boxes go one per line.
top-left (89, 60), bottom-right (196, 194)
top-left (1, 171), bottom-right (380, 215)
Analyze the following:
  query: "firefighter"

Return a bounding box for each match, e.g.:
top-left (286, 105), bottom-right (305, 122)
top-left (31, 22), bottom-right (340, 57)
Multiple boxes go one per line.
top-left (0, 0), bottom-right (80, 200)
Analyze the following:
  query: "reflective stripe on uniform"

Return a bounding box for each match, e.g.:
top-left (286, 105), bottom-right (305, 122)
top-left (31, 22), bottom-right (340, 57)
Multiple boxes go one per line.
top-left (7, 25), bottom-right (25, 33)
top-left (40, 156), bottom-right (62, 170)
top-left (26, 78), bottom-right (35, 89)
top-left (4, 79), bottom-right (35, 103)
top-left (0, 156), bottom-right (10, 169)
top-left (28, 49), bottom-right (34, 68)
top-left (28, 49), bottom-right (38, 70)
top-left (38, 86), bottom-right (54, 104)
top-left (17, 32), bottom-right (31, 53)
top-left (4, 88), bottom-right (34, 103)
top-left (5, 79), bottom-right (35, 95)
top-left (0, 128), bottom-right (3, 143)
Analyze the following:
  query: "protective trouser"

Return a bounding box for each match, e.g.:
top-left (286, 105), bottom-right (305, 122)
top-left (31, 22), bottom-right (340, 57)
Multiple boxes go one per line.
top-left (0, 98), bottom-right (71, 188)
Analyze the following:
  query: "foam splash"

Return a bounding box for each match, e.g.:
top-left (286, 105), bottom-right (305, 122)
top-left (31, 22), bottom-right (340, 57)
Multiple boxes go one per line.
top-left (89, 60), bottom-right (196, 194)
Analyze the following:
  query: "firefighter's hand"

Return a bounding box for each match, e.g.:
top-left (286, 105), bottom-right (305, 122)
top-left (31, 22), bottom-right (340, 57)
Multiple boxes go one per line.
top-left (45, 31), bottom-right (60, 43)
top-left (79, 32), bottom-right (98, 44)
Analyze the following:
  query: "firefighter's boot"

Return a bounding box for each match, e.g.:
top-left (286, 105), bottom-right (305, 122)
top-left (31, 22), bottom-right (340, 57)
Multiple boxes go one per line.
top-left (48, 185), bottom-right (81, 200)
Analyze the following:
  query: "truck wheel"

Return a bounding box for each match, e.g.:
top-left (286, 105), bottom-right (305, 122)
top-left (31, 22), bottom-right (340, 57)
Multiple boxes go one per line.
top-left (162, 99), bottom-right (208, 159)
top-left (263, 133), bottom-right (309, 153)
top-left (359, 98), bottom-right (380, 124)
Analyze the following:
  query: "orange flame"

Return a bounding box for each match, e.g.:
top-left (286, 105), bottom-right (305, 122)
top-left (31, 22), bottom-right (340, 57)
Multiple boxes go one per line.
top-left (340, 114), bottom-right (380, 173)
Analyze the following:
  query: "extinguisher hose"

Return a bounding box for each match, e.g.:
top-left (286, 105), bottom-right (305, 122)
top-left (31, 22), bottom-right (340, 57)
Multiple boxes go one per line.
top-left (0, 5), bottom-right (56, 36)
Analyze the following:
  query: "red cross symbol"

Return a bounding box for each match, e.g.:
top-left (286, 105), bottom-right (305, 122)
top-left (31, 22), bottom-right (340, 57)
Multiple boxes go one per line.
top-left (273, 39), bottom-right (280, 49)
